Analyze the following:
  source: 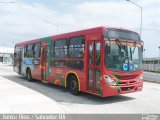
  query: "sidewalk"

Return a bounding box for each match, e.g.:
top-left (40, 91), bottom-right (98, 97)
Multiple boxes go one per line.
top-left (0, 76), bottom-right (69, 113)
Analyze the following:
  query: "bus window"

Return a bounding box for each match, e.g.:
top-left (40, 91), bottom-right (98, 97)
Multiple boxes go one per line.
top-left (67, 60), bottom-right (84, 70)
top-left (95, 42), bottom-right (101, 66)
top-left (89, 42), bottom-right (93, 65)
top-left (26, 44), bottom-right (33, 58)
top-left (69, 36), bottom-right (85, 58)
top-left (34, 43), bottom-right (40, 58)
top-left (54, 39), bottom-right (67, 58)
top-left (14, 46), bottom-right (19, 62)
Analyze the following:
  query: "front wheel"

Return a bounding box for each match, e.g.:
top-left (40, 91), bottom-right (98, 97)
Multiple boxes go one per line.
top-left (70, 76), bottom-right (80, 95)
top-left (26, 69), bottom-right (33, 82)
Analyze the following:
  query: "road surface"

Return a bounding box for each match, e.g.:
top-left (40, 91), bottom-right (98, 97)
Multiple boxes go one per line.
top-left (143, 71), bottom-right (160, 83)
top-left (0, 63), bottom-right (160, 113)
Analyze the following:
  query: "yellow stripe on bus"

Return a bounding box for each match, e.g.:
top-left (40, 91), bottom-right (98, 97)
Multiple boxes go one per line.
top-left (65, 71), bottom-right (81, 91)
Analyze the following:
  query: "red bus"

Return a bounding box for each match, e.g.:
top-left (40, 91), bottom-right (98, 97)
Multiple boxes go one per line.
top-left (13, 26), bottom-right (144, 97)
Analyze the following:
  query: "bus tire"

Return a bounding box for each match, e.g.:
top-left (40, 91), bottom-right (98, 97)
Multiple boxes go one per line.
top-left (69, 75), bottom-right (80, 95)
top-left (26, 69), bottom-right (33, 82)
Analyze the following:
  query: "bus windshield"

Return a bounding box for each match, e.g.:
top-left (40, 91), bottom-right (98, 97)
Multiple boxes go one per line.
top-left (106, 28), bottom-right (140, 41)
top-left (105, 41), bottom-right (143, 72)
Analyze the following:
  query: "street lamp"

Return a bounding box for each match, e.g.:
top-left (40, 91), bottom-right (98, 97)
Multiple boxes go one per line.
top-left (126, 0), bottom-right (142, 37)
top-left (44, 20), bottom-right (59, 34)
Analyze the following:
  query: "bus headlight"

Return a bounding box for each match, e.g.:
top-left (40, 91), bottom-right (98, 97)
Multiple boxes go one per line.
top-left (104, 75), bottom-right (117, 86)
top-left (137, 75), bottom-right (143, 83)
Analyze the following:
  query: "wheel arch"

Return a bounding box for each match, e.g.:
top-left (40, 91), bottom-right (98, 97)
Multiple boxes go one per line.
top-left (65, 71), bottom-right (80, 91)
top-left (26, 67), bottom-right (32, 76)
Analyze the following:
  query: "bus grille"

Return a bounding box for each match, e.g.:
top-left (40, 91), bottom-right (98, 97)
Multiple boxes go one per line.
top-left (114, 74), bottom-right (139, 85)
top-left (116, 74), bottom-right (139, 80)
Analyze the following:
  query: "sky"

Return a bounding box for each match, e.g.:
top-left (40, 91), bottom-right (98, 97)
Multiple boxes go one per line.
top-left (0, 0), bottom-right (160, 58)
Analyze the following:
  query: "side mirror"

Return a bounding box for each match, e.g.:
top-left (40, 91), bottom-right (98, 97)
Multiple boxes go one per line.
top-left (14, 53), bottom-right (17, 57)
top-left (141, 45), bottom-right (144, 52)
top-left (141, 41), bottom-right (144, 52)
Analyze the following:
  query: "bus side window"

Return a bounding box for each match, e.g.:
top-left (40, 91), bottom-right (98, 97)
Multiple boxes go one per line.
top-left (54, 39), bottom-right (67, 58)
top-left (69, 36), bottom-right (85, 58)
top-left (14, 46), bottom-right (19, 58)
top-left (24, 46), bottom-right (26, 58)
top-left (14, 46), bottom-right (20, 65)
top-left (34, 43), bottom-right (40, 58)
top-left (26, 44), bottom-right (33, 58)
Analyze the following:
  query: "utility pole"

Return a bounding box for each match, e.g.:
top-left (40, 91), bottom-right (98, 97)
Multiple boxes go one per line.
top-left (126, 0), bottom-right (142, 37)
top-left (159, 46), bottom-right (160, 58)
top-left (159, 46), bottom-right (160, 72)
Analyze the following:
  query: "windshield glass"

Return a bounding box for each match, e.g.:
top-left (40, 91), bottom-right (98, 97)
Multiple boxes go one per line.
top-left (105, 41), bottom-right (143, 72)
top-left (106, 28), bottom-right (140, 41)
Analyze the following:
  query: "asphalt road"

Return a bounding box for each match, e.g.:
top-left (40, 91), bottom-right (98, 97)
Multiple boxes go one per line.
top-left (143, 71), bottom-right (160, 83)
top-left (0, 63), bottom-right (160, 113)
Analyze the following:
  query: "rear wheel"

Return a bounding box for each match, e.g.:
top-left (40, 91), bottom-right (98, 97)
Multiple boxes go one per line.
top-left (26, 69), bottom-right (33, 82)
top-left (69, 75), bottom-right (79, 95)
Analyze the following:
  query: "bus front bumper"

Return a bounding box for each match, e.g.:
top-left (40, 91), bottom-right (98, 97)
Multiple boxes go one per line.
top-left (102, 81), bottom-right (143, 97)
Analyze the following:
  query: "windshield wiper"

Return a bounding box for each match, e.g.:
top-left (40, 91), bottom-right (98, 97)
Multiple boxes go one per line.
top-left (115, 39), bottom-right (122, 47)
top-left (130, 41), bottom-right (137, 61)
top-left (132, 41), bottom-right (136, 54)
top-left (115, 39), bottom-right (127, 53)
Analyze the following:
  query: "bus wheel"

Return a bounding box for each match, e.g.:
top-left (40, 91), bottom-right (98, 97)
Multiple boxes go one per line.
top-left (70, 76), bottom-right (79, 95)
top-left (26, 69), bottom-right (33, 82)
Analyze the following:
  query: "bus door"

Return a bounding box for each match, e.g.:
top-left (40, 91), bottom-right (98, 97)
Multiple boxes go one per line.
top-left (18, 48), bottom-right (22, 74)
top-left (41, 45), bottom-right (49, 81)
top-left (87, 41), bottom-right (101, 93)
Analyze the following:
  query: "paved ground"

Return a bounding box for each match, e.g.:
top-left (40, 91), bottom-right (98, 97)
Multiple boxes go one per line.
top-left (0, 63), bottom-right (160, 113)
top-left (143, 71), bottom-right (160, 83)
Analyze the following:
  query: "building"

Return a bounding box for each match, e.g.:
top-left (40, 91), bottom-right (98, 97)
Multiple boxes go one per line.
top-left (0, 47), bottom-right (14, 63)
top-left (143, 57), bottom-right (160, 72)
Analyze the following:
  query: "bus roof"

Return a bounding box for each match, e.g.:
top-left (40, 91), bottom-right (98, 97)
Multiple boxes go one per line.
top-left (15, 39), bottom-right (41, 46)
top-left (15, 26), bottom-right (138, 46)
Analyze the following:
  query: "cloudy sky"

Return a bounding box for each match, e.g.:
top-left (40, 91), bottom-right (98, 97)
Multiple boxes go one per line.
top-left (0, 0), bottom-right (159, 58)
